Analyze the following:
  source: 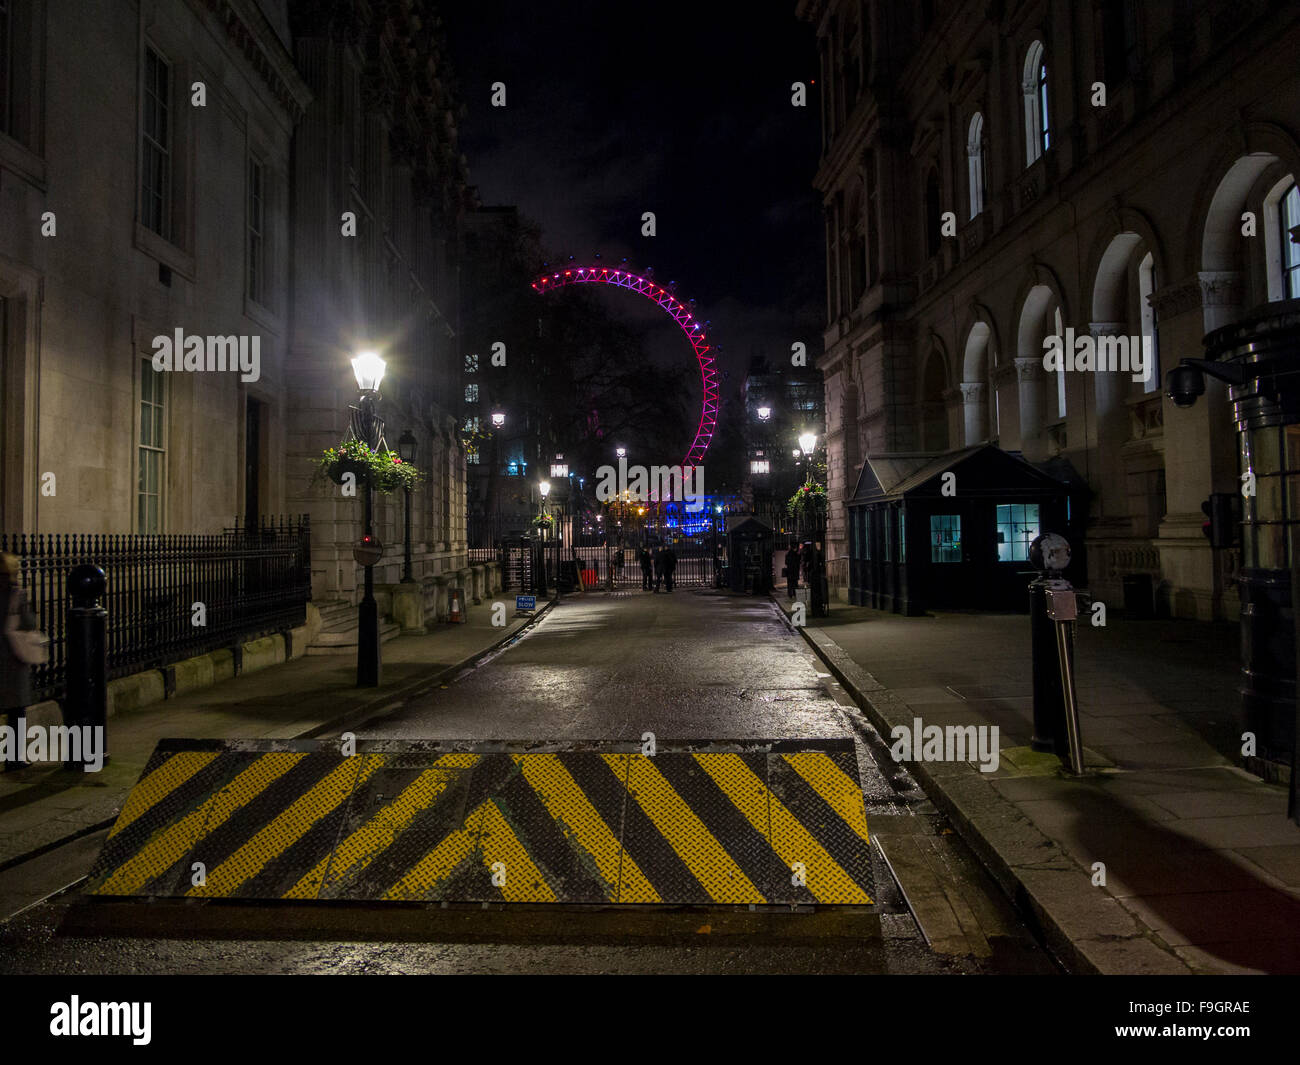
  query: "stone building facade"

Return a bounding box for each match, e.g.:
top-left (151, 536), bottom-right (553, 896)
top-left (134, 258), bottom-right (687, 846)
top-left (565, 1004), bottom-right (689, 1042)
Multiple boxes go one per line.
top-left (284, 0), bottom-right (473, 624)
top-left (0, 0), bottom-right (475, 635)
top-left (797, 0), bottom-right (1300, 619)
top-left (0, 0), bottom-right (308, 535)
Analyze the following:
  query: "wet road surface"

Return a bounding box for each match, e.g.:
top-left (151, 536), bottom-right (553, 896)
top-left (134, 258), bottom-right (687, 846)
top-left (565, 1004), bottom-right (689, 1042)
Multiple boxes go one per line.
top-left (0, 591), bottom-right (1059, 974)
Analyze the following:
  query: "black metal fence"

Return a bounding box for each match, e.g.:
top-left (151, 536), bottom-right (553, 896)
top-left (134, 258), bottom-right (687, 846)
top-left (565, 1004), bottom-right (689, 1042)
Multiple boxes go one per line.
top-left (1, 515), bottom-right (311, 703)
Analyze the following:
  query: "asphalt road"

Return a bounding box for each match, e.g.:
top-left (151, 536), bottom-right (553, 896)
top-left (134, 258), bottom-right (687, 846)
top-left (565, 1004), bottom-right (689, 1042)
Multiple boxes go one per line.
top-left (0, 590), bottom-right (1057, 974)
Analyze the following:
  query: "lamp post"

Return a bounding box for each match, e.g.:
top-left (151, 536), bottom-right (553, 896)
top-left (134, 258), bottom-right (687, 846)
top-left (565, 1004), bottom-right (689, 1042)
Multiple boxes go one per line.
top-left (397, 429), bottom-right (416, 584)
top-left (350, 351), bottom-right (386, 687)
top-left (538, 479), bottom-right (551, 598)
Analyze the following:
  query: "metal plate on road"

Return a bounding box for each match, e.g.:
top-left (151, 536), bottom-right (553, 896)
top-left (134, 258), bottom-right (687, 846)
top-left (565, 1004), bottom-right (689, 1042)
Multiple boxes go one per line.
top-left (85, 739), bottom-right (874, 906)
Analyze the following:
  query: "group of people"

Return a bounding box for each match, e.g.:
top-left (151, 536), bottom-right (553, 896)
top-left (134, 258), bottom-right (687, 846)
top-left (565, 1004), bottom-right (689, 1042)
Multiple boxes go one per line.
top-left (639, 546), bottom-right (678, 593)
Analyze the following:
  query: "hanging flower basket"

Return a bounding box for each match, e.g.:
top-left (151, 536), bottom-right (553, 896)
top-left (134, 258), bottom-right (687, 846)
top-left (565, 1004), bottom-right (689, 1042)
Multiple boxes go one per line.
top-left (787, 480), bottom-right (827, 518)
top-left (317, 439), bottom-right (422, 495)
top-left (531, 513), bottom-right (556, 531)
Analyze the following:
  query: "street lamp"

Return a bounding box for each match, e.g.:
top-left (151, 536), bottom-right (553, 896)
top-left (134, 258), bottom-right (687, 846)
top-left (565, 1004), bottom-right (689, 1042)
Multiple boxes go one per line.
top-left (615, 446), bottom-right (627, 459)
top-left (798, 431), bottom-right (817, 455)
top-left (397, 429), bottom-right (417, 584)
top-left (349, 351), bottom-right (386, 688)
top-left (757, 405), bottom-right (772, 421)
top-left (491, 410), bottom-right (506, 428)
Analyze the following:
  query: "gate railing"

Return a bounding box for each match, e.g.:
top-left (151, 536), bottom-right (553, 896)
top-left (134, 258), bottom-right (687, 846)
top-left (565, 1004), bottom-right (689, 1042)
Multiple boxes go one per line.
top-left (2, 515), bottom-right (311, 703)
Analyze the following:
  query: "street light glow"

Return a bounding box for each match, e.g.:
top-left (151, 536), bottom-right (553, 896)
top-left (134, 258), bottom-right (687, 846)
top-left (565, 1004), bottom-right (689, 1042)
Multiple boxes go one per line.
top-left (615, 447), bottom-right (627, 459)
top-left (539, 480), bottom-right (551, 498)
top-left (798, 431), bottom-right (817, 454)
top-left (756, 405), bottom-right (771, 421)
top-left (491, 411), bottom-right (506, 427)
top-left (351, 351), bottom-right (386, 392)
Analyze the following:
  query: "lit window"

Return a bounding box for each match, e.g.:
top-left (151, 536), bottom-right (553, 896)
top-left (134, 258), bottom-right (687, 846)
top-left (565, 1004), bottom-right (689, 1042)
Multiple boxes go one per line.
top-left (930, 514), bottom-right (962, 563)
top-left (1023, 41), bottom-right (1049, 166)
top-left (996, 503), bottom-right (1040, 562)
top-left (467, 451), bottom-right (480, 465)
top-left (1054, 307), bottom-right (1066, 418)
top-left (1139, 252), bottom-right (1160, 393)
top-left (1281, 182), bottom-right (1300, 299)
top-left (463, 416), bottom-right (479, 433)
top-left (464, 383), bottom-right (479, 403)
top-left (750, 459), bottom-right (770, 474)
top-left (464, 352), bottom-right (479, 373)
top-left (898, 509), bottom-right (906, 562)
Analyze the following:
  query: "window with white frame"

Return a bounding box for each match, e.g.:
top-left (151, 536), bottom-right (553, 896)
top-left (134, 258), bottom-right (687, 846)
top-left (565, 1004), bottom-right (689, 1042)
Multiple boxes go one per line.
top-left (1139, 252), bottom-right (1160, 393)
top-left (138, 358), bottom-right (165, 533)
top-left (1281, 181), bottom-right (1300, 300)
top-left (1023, 41), bottom-right (1049, 166)
top-left (1054, 306), bottom-right (1066, 418)
top-left (967, 112), bottom-right (987, 218)
top-left (141, 45), bottom-right (172, 240)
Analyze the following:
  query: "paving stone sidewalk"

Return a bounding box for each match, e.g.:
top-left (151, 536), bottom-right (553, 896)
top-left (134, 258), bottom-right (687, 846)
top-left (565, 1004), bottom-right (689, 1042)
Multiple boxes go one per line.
top-left (0, 599), bottom-right (547, 870)
top-left (777, 596), bottom-right (1300, 975)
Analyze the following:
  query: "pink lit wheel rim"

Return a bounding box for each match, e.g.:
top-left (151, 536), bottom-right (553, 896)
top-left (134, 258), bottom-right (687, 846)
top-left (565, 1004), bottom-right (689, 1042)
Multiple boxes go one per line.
top-left (531, 267), bottom-right (718, 470)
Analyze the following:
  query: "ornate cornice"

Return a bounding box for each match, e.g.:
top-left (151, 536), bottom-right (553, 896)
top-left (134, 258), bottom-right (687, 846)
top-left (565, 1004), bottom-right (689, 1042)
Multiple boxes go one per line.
top-left (201, 0), bottom-right (313, 121)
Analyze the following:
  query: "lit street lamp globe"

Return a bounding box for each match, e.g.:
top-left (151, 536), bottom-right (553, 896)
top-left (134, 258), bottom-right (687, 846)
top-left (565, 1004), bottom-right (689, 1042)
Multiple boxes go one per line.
top-left (798, 431), bottom-right (817, 455)
top-left (539, 480), bottom-right (551, 499)
top-left (351, 350), bottom-right (386, 392)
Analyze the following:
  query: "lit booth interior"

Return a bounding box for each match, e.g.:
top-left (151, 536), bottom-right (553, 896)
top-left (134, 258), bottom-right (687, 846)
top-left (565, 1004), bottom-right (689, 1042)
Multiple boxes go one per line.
top-left (846, 444), bottom-right (1080, 615)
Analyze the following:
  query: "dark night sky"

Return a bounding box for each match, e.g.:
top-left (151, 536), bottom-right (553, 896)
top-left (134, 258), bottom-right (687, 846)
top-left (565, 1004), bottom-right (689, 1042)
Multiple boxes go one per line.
top-left (442, 1), bottom-right (824, 404)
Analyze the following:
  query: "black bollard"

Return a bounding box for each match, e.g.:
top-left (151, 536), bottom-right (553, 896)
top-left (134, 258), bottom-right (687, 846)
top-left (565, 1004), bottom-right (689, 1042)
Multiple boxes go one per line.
top-left (65, 564), bottom-right (108, 771)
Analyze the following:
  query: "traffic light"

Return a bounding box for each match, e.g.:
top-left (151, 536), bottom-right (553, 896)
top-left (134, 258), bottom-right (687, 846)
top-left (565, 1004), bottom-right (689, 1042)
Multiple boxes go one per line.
top-left (1200, 492), bottom-right (1239, 549)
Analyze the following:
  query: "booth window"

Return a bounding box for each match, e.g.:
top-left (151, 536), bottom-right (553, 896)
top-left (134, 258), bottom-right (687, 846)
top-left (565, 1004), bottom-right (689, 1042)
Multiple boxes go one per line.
top-left (898, 509), bottom-right (906, 562)
top-left (995, 503), bottom-right (1039, 561)
top-left (930, 514), bottom-right (962, 563)
top-left (883, 508), bottom-right (893, 561)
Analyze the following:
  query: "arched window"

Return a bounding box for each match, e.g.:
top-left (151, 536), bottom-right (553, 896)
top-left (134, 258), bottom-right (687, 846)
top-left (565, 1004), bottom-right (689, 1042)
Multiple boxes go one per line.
top-left (967, 112), bottom-right (987, 218)
top-left (1281, 181), bottom-right (1300, 299)
top-left (1023, 41), bottom-right (1049, 166)
top-left (1139, 252), bottom-right (1160, 393)
top-left (924, 168), bottom-right (942, 258)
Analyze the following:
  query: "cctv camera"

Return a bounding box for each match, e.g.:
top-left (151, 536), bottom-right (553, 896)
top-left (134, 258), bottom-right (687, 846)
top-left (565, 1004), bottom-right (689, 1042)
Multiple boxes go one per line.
top-left (1166, 364), bottom-right (1206, 408)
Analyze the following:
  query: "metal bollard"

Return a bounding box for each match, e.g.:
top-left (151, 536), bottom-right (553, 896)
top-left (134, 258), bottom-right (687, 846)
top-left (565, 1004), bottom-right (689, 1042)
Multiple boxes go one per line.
top-left (65, 564), bottom-right (108, 771)
top-left (1045, 584), bottom-right (1085, 775)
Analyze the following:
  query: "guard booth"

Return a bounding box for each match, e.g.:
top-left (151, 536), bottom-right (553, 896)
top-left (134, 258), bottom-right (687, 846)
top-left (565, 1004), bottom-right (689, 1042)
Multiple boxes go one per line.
top-left (726, 516), bottom-right (774, 594)
top-left (846, 443), bottom-right (1082, 615)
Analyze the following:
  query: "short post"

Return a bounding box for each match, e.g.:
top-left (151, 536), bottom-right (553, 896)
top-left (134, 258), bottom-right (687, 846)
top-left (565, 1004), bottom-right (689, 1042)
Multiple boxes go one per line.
top-left (1046, 584), bottom-right (1085, 775)
top-left (66, 564), bottom-right (108, 771)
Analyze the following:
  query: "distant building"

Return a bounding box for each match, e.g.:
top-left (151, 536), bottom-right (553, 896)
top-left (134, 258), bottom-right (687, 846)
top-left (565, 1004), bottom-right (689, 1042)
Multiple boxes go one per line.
top-left (798, 0), bottom-right (1300, 623)
top-left (740, 356), bottom-right (825, 523)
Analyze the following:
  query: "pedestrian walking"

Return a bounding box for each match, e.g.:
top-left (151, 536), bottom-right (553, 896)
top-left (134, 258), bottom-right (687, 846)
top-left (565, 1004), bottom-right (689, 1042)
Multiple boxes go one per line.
top-left (663, 545), bottom-right (678, 593)
top-left (784, 545), bottom-right (800, 598)
top-left (653, 546), bottom-right (665, 592)
top-left (1, 553), bottom-right (38, 772)
top-left (639, 547), bottom-right (653, 591)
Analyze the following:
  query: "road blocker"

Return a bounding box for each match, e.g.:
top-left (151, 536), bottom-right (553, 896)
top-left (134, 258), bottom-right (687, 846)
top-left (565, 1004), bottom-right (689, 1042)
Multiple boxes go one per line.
top-left (84, 738), bottom-right (874, 906)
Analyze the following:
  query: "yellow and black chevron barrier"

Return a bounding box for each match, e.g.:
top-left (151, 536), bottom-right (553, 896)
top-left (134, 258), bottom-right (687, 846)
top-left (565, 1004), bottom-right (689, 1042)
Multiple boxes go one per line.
top-left (85, 739), bottom-right (874, 906)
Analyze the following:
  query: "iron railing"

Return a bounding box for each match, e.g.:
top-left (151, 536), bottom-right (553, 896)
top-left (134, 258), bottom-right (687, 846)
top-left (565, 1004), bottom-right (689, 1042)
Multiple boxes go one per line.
top-left (2, 515), bottom-right (311, 702)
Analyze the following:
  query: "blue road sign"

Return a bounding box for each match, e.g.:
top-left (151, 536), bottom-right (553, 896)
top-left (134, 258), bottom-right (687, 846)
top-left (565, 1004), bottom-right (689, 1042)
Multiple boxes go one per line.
top-left (516, 595), bottom-right (536, 611)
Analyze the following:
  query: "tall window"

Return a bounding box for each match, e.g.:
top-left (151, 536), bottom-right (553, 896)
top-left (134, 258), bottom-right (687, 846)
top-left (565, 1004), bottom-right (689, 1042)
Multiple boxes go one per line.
top-left (996, 503), bottom-right (1039, 562)
top-left (464, 352), bottom-right (479, 373)
top-left (930, 514), bottom-right (962, 562)
top-left (464, 383), bottom-right (479, 403)
top-left (138, 359), bottom-right (165, 533)
top-left (1023, 41), bottom-right (1049, 166)
top-left (247, 156), bottom-right (266, 304)
top-left (967, 112), bottom-right (987, 218)
top-left (141, 45), bottom-right (172, 239)
top-left (883, 507), bottom-right (893, 561)
top-left (898, 508), bottom-right (906, 562)
top-left (1281, 181), bottom-right (1300, 300)
top-left (864, 511), bottom-right (871, 560)
top-left (1139, 252), bottom-right (1160, 393)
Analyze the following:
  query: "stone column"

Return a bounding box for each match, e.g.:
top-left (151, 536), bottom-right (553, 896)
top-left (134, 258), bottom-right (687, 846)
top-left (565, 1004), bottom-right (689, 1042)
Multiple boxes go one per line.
top-left (1015, 357), bottom-right (1045, 460)
top-left (1090, 321), bottom-right (1131, 527)
top-left (960, 381), bottom-right (988, 446)
top-left (1151, 272), bottom-right (1243, 620)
